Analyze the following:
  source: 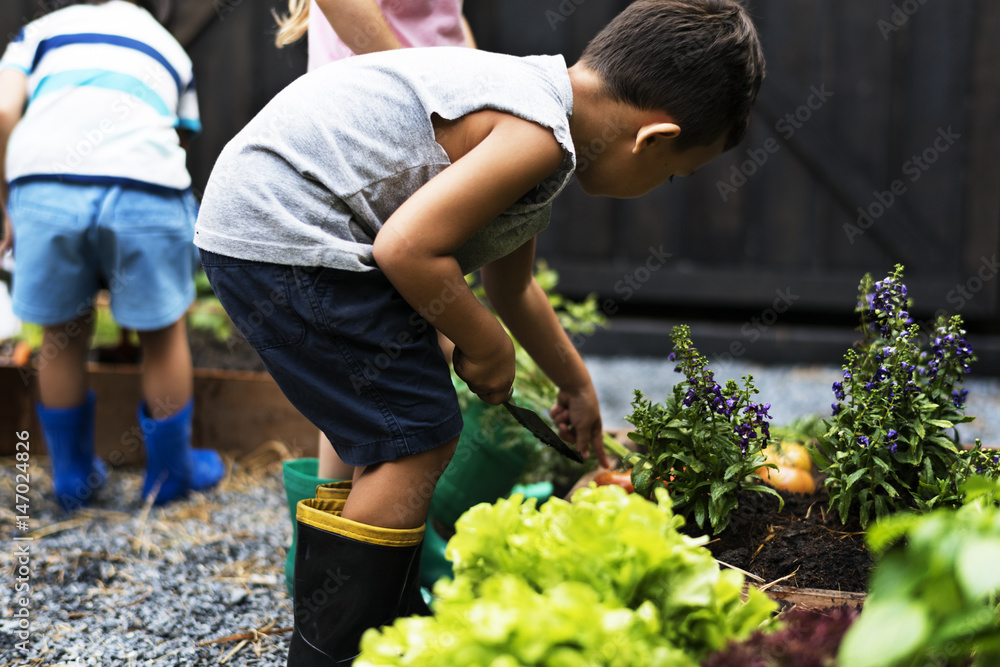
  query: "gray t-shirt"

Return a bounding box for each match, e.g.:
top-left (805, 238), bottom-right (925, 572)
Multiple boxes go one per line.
top-left (194, 47), bottom-right (576, 274)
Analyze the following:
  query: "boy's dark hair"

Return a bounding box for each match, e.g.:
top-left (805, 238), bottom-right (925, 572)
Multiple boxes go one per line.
top-left (580, 0), bottom-right (764, 152)
top-left (41, 0), bottom-right (172, 24)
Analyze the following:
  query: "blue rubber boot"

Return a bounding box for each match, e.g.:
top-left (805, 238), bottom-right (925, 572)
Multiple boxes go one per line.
top-left (139, 399), bottom-right (225, 505)
top-left (37, 391), bottom-right (107, 512)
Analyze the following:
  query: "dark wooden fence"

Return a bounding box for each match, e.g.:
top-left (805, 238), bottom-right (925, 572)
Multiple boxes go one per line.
top-left (468, 0), bottom-right (1000, 327)
top-left (3, 0), bottom-right (998, 329)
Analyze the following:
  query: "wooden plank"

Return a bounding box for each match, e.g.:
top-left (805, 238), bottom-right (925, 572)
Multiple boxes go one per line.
top-left (166, 0), bottom-right (222, 47)
top-left (0, 364), bottom-right (317, 464)
top-left (755, 77), bottom-right (943, 270)
top-left (0, 365), bottom-right (34, 434)
top-left (760, 584), bottom-right (866, 609)
top-left (183, 0), bottom-right (307, 194)
top-left (546, 260), bottom-right (952, 315)
top-left (959, 0), bottom-right (1000, 317)
top-left (892, 0), bottom-right (973, 276)
top-left (749, 0), bottom-right (829, 274)
top-left (546, 182), bottom-right (617, 261)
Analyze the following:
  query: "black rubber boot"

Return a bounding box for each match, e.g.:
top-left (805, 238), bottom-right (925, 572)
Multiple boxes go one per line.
top-left (315, 481), bottom-right (431, 617)
top-left (287, 498), bottom-right (425, 666)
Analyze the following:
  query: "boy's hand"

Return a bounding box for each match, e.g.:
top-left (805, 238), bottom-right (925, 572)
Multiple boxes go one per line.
top-left (452, 333), bottom-right (515, 405)
top-left (551, 384), bottom-right (609, 467)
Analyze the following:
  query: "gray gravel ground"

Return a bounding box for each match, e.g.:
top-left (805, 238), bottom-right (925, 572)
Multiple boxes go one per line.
top-left (586, 357), bottom-right (1000, 447)
top-left (3, 360), bottom-right (998, 667)
top-left (1, 457), bottom-right (295, 666)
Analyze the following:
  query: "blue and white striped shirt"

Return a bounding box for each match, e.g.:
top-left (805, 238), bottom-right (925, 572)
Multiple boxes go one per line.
top-left (0, 0), bottom-right (199, 192)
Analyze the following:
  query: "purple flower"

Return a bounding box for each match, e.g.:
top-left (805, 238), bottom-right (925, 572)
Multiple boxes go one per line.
top-left (952, 389), bottom-right (969, 409)
top-left (867, 275), bottom-right (908, 337)
top-left (843, 370), bottom-right (853, 381)
top-left (888, 443), bottom-right (898, 454)
top-left (667, 352), bottom-right (677, 362)
top-left (887, 429), bottom-right (898, 441)
top-left (858, 436), bottom-right (870, 447)
top-left (832, 382), bottom-right (845, 401)
top-left (831, 403), bottom-right (841, 416)
top-left (683, 388), bottom-right (696, 407)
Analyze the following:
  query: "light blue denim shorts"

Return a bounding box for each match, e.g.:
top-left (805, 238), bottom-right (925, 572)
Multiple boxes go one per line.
top-left (8, 181), bottom-right (198, 330)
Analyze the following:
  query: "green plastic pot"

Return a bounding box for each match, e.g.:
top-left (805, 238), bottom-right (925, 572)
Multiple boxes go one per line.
top-left (428, 396), bottom-right (534, 529)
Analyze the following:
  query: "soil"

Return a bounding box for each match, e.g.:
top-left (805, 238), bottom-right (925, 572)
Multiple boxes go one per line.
top-left (187, 328), bottom-right (267, 373)
top-left (87, 327), bottom-right (268, 373)
top-left (698, 480), bottom-right (873, 593)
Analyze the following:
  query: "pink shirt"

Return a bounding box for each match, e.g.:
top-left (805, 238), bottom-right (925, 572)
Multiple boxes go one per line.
top-left (308, 0), bottom-right (466, 71)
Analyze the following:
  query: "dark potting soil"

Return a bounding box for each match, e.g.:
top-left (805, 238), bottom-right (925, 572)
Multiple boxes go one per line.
top-left (694, 481), bottom-right (873, 593)
top-left (91, 328), bottom-right (268, 373)
top-left (187, 327), bottom-right (267, 373)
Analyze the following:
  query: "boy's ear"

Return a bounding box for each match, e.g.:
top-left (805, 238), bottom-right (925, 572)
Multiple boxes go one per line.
top-left (632, 122), bottom-right (681, 154)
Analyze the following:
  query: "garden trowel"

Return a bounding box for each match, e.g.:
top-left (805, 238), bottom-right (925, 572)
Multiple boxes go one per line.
top-left (502, 398), bottom-right (584, 463)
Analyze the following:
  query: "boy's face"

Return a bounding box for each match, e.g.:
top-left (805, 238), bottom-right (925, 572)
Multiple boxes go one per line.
top-left (576, 132), bottom-right (726, 199)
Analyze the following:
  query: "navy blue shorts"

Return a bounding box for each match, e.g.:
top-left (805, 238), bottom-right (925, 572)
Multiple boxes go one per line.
top-left (199, 250), bottom-right (463, 467)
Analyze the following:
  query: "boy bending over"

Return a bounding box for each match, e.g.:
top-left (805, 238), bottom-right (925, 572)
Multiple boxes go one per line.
top-left (194, 0), bottom-right (764, 663)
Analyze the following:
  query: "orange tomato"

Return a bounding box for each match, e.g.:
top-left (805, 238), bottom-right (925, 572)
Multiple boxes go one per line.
top-left (594, 470), bottom-right (634, 494)
top-left (755, 465), bottom-right (816, 494)
top-left (761, 441), bottom-right (813, 472)
top-left (778, 442), bottom-right (812, 472)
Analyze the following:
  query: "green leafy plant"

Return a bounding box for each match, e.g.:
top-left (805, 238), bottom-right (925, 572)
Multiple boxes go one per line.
top-left (838, 476), bottom-right (1000, 667)
top-left (624, 325), bottom-right (782, 534)
top-left (356, 484), bottom-right (776, 665)
top-left (815, 265), bottom-right (998, 528)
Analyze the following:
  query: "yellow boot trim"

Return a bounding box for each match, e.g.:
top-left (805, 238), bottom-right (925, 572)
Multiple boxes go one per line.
top-left (297, 498), bottom-right (424, 547)
top-left (296, 498), bottom-right (345, 519)
top-left (315, 480), bottom-right (352, 500)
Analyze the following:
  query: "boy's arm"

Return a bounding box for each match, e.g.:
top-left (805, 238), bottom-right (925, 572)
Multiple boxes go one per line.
top-left (0, 69), bottom-right (27, 256)
top-left (314, 0), bottom-right (403, 54)
top-left (372, 113), bottom-right (564, 405)
top-left (481, 240), bottom-right (610, 467)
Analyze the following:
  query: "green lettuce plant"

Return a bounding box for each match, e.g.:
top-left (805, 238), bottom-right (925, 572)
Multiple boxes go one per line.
top-left (838, 476), bottom-right (1000, 667)
top-left (815, 265), bottom-right (998, 527)
top-left (625, 325), bottom-right (782, 534)
top-left (356, 485), bottom-right (776, 665)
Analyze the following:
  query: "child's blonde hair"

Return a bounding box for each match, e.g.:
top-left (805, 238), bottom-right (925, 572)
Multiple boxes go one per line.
top-left (274, 0), bottom-right (309, 48)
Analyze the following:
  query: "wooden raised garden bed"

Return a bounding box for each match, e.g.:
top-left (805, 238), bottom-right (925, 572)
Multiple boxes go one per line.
top-left (0, 362), bottom-right (316, 464)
